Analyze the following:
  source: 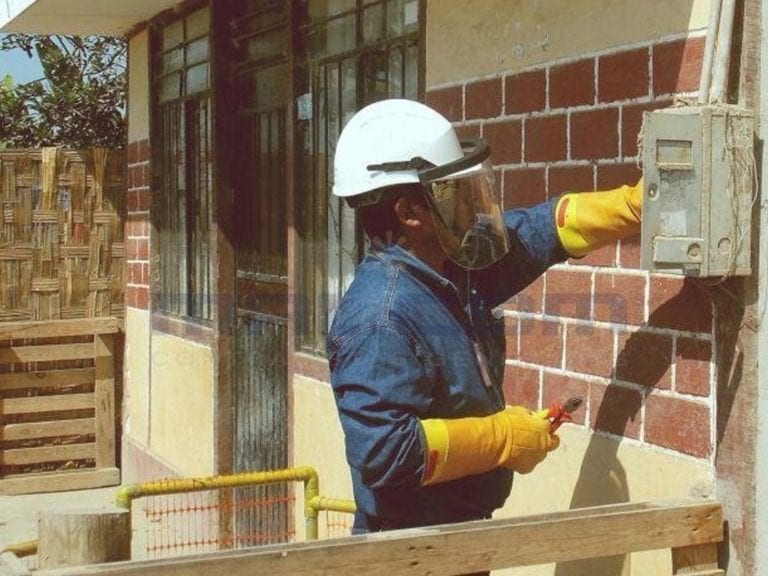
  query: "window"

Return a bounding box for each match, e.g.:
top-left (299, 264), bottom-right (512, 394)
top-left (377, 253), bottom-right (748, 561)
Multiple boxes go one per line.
top-left (152, 6), bottom-right (214, 321)
top-left (295, 0), bottom-right (422, 354)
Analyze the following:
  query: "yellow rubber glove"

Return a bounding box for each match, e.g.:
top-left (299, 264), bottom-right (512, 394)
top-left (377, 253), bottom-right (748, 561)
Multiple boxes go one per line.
top-left (420, 406), bottom-right (560, 486)
top-left (555, 179), bottom-right (643, 257)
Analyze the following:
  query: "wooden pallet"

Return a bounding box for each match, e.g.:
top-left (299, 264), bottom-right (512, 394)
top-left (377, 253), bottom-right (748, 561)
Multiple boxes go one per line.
top-left (0, 318), bottom-right (120, 494)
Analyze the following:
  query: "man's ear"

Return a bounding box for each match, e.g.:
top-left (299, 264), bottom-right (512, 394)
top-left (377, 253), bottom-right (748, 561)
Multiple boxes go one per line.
top-left (394, 195), bottom-right (427, 228)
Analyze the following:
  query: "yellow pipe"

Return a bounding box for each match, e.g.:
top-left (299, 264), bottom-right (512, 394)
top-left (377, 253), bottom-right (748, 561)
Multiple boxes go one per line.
top-left (114, 466), bottom-right (355, 541)
top-left (308, 496), bottom-right (357, 515)
top-left (1, 539), bottom-right (38, 558)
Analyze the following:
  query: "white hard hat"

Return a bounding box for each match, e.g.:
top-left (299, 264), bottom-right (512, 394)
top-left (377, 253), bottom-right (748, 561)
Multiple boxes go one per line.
top-left (332, 99), bottom-right (479, 201)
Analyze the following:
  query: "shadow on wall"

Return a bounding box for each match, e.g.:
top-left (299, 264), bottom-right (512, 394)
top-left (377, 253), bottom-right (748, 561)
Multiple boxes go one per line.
top-left (553, 280), bottom-right (717, 576)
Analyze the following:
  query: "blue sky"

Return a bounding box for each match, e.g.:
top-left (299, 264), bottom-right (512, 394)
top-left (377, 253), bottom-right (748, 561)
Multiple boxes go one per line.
top-left (0, 35), bottom-right (44, 85)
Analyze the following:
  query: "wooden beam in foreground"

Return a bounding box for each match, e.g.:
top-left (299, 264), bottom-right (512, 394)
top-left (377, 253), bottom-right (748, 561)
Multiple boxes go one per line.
top-left (34, 500), bottom-right (722, 576)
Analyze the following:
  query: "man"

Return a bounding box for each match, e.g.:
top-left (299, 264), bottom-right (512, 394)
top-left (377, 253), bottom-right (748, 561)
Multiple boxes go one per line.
top-left (327, 99), bottom-right (642, 535)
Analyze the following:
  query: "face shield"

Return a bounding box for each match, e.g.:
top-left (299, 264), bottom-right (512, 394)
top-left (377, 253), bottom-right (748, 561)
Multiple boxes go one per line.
top-left (424, 157), bottom-right (509, 270)
top-left (366, 138), bottom-right (509, 269)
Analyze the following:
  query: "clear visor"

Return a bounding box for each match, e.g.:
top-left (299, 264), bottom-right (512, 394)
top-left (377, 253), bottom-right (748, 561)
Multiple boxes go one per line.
top-left (424, 159), bottom-right (509, 270)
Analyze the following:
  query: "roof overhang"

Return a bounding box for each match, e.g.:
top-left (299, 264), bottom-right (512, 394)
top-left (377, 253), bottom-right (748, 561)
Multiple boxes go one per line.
top-left (1, 0), bottom-right (184, 36)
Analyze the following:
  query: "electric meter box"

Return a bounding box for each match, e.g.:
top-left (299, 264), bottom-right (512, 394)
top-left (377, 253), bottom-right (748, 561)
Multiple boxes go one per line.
top-left (640, 105), bottom-right (755, 277)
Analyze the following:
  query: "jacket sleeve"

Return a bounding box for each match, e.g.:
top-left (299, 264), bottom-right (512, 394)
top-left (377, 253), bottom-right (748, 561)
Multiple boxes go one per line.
top-left (328, 321), bottom-right (432, 490)
top-left (475, 197), bottom-right (569, 307)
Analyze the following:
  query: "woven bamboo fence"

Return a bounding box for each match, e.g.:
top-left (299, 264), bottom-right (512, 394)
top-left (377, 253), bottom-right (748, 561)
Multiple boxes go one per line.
top-left (0, 148), bottom-right (125, 494)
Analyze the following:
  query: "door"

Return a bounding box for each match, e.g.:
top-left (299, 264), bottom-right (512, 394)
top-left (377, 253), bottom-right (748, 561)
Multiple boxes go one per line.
top-left (224, 0), bottom-right (291, 546)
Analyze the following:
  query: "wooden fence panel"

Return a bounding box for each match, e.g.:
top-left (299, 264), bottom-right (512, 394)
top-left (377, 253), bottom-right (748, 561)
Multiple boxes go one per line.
top-left (0, 148), bottom-right (125, 321)
top-left (0, 318), bottom-right (120, 494)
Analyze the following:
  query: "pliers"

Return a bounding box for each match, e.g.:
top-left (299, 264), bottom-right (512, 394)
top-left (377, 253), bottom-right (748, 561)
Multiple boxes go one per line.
top-left (536, 396), bottom-right (583, 432)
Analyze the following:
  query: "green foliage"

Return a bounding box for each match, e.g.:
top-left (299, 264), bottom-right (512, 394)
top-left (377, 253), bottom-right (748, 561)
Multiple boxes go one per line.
top-left (0, 34), bottom-right (126, 149)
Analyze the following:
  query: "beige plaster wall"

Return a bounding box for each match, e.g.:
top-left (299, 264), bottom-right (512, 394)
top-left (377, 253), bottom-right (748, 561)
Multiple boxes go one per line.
top-left (426, 0), bottom-right (711, 87)
top-left (127, 29), bottom-right (150, 143)
top-left (123, 308), bottom-right (151, 447)
top-left (291, 374), bottom-right (354, 540)
top-left (149, 333), bottom-right (215, 477)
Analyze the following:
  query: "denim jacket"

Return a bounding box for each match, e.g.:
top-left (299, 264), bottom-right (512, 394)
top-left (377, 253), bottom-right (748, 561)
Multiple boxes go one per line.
top-left (327, 198), bottom-right (568, 531)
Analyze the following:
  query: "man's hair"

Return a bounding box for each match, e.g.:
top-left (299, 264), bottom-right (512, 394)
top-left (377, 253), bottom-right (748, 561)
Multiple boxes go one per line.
top-left (354, 184), bottom-right (426, 242)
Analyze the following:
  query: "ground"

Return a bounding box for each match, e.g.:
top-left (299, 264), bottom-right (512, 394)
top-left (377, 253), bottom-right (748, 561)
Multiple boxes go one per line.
top-left (0, 485), bottom-right (118, 568)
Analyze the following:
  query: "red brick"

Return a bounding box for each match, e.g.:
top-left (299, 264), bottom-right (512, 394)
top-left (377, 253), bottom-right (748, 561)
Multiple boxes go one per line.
top-left (619, 237), bottom-right (642, 269)
top-left (596, 163), bottom-right (642, 190)
top-left (649, 277), bottom-right (712, 334)
top-left (503, 167), bottom-right (546, 209)
top-left (503, 275), bottom-right (544, 314)
top-left (503, 364), bottom-right (540, 409)
top-left (571, 107), bottom-right (620, 160)
top-left (125, 219), bottom-right (149, 238)
top-left (573, 244), bottom-right (616, 268)
top-left (454, 124), bottom-right (481, 142)
top-left (504, 316), bottom-right (519, 359)
top-left (127, 238), bottom-right (150, 261)
top-left (675, 338), bottom-right (712, 397)
top-left (505, 69), bottom-right (546, 114)
top-left (590, 382), bottom-right (642, 438)
top-left (138, 139), bottom-right (150, 163)
top-left (644, 394), bottom-right (711, 457)
top-left (126, 285), bottom-right (149, 310)
top-left (616, 330), bottom-right (673, 389)
top-left (484, 119), bottom-right (522, 165)
top-left (127, 141), bottom-right (140, 164)
top-left (466, 77), bottom-right (503, 120)
top-left (128, 189), bottom-right (150, 213)
top-left (525, 115), bottom-right (567, 163)
top-left (545, 269), bottom-right (592, 320)
top-left (542, 372), bottom-right (589, 427)
top-left (653, 37), bottom-right (705, 96)
top-left (594, 272), bottom-right (646, 326)
top-left (426, 86), bottom-right (463, 122)
top-left (599, 48), bottom-right (650, 103)
top-left (621, 99), bottom-right (673, 157)
top-left (548, 165), bottom-right (594, 198)
top-left (566, 325), bottom-right (615, 378)
top-left (519, 318), bottom-right (564, 368)
top-left (550, 59), bottom-right (595, 109)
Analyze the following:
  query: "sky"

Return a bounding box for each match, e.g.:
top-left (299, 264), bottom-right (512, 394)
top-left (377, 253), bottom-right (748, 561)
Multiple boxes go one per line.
top-left (0, 34), bottom-right (44, 85)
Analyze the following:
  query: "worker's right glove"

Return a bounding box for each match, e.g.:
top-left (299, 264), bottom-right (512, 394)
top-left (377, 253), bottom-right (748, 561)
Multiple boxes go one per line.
top-left (555, 180), bottom-right (643, 257)
top-left (420, 406), bottom-right (560, 486)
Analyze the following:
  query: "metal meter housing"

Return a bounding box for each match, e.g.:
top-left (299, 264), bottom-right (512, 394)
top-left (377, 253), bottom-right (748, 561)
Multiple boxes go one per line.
top-left (640, 105), bottom-right (754, 277)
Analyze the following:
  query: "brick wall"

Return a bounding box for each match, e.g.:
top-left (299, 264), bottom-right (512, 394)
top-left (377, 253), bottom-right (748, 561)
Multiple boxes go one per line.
top-left (126, 139), bottom-right (150, 310)
top-left (428, 33), bottom-right (714, 460)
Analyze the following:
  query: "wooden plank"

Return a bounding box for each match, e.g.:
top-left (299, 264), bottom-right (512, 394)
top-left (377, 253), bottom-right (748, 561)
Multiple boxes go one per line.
top-left (672, 543), bottom-right (722, 574)
top-left (94, 334), bottom-right (115, 468)
top-left (1, 418), bottom-right (95, 441)
top-left (0, 317), bottom-right (118, 339)
top-left (0, 442), bottom-right (95, 466)
top-left (0, 343), bottom-right (94, 364)
top-left (31, 501), bottom-right (723, 576)
top-left (0, 467), bottom-right (119, 495)
top-left (1, 393), bottom-right (94, 415)
top-left (0, 368), bottom-right (95, 391)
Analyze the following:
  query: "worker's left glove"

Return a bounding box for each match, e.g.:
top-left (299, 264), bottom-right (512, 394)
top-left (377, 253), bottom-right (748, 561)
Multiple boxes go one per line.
top-left (555, 179), bottom-right (643, 257)
top-left (419, 406), bottom-right (560, 486)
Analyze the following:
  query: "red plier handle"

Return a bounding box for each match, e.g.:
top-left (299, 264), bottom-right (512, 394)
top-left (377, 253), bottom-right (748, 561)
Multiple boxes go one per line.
top-left (547, 396), bottom-right (583, 432)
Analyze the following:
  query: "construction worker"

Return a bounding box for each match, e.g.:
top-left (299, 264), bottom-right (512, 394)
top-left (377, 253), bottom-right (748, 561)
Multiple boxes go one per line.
top-left (327, 99), bottom-right (642, 535)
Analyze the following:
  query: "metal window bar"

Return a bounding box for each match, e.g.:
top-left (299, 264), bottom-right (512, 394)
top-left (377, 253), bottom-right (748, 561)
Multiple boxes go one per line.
top-left (296, 0), bottom-right (421, 353)
top-left (153, 7), bottom-right (214, 321)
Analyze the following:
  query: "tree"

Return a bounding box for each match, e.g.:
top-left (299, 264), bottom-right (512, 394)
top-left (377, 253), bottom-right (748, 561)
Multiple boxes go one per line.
top-left (0, 34), bottom-right (126, 149)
